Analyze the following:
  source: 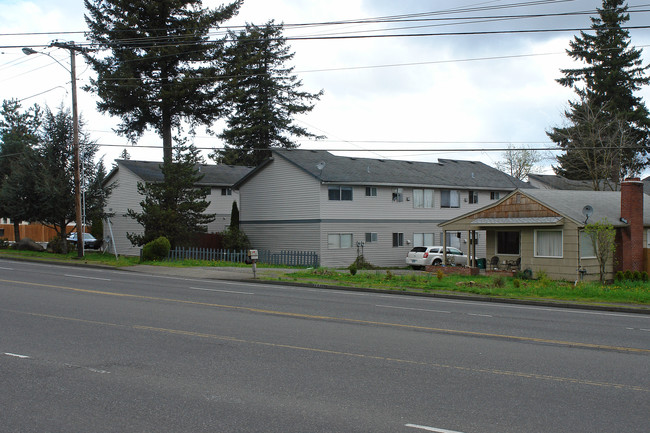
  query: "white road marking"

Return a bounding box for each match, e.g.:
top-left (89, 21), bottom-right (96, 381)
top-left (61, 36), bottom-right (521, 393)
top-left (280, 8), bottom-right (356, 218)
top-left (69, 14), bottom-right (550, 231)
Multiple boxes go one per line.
top-left (0, 266), bottom-right (14, 270)
top-left (4, 352), bottom-right (30, 359)
top-left (376, 305), bottom-right (451, 314)
top-left (468, 313), bottom-right (493, 317)
top-left (405, 424), bottom-right (465, 433)
top-left (64, 363), bottom-right (110, 374)
top-left (189, 287), bottom-right (254, 295)
top-left (64, 274), bottom-right (111, 281)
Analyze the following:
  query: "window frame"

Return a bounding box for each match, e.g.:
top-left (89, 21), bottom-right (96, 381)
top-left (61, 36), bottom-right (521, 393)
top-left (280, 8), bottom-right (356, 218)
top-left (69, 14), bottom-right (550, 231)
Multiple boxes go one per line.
top-left (221, 187), bottom-right (232, 196)
top-left (392, 187), bottom-right (403, 203)
top-left (365, 186), bottom-right (377, 197)
top-left (392, 232), bottom-right (404, 247)
top-left (440, 190), bottom-right (460, 208)
top-left (579, 230), bottom-right (597, 259)
top-left (413, 188), bottom-right (434, 208)
top-left (328, 185), bottom-right (353, 201)
top-left (327, 233), bottom-right (353, 249)
top-left (490, 191), bottom-right (500, 200)
top-left (496, 231), bottom-right (520, 255)
top-left (365, 232), bottom-right (378, 243)
top-left (534, 229), bottom-right (563, 258)
top-left (413, 232), bottom-right (435, 247)
top-left (468, 190), bottom-right (478, 204)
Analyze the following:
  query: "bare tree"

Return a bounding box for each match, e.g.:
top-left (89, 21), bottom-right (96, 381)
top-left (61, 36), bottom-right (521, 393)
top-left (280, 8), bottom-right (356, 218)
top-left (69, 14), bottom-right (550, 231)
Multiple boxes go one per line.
top-left (550, 98), bottom-right (639, 191)
top-left (495, 145), bottom-right (543, 181)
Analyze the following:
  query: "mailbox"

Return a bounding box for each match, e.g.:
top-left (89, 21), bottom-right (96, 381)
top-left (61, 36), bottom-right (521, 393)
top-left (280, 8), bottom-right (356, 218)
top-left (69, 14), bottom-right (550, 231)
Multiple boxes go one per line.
top-left (248, 249), bottom-right (258, 261)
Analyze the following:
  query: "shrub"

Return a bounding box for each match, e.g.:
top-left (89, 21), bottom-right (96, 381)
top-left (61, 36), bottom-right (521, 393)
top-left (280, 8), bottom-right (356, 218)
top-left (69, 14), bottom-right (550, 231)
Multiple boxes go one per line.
top-left (642, 272), bottom-right (649, 282)
top-left (222, 227), bottom-right (251, 251)
top-left (492, 275), bottom-right (505, 288)
top-left (623, 270), bottom-right (633, 281)
top-left (632, 271), bottom-right (642, 281)
top-left (385, 270), bottom-right (393, 280)
top-left (615, 271), bottom-right (625, 281)
top-left (349, 263), bottom-right (358, 276)
top-left (47, 235), bottom-right (71, 254)
top-left (436, 269), bottom-right (444, 281)
top-left (513, 279), bottom-right (521, 288)
top-left (142, 236), bottom-right (171, 262)
top-left (0, 238), bottom-right (10, 249)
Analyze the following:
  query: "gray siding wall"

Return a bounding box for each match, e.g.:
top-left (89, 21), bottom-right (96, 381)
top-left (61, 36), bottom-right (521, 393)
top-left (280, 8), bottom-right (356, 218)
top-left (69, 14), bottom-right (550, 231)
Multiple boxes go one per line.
top-left (242, 222), bottom-right (321, 255)
top-left (104, 163), bottom-right (240, 256)
top-left (239, 157), bottom-right (320, 222)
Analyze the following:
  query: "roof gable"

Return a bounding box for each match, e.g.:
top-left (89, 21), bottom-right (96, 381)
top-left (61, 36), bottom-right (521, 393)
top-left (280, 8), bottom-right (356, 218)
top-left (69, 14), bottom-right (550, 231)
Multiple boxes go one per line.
top-left (111, 160), bottom-right (253, 187)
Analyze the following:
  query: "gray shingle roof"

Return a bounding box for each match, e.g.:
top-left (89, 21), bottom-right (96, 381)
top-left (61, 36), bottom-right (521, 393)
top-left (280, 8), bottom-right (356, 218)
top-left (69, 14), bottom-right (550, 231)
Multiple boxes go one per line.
top-left (270, 149), bottom-right (530, 190)
top-left (522, 189), bottom-right (650, 226)
top-left (115, 160), bottom-right (253, 186)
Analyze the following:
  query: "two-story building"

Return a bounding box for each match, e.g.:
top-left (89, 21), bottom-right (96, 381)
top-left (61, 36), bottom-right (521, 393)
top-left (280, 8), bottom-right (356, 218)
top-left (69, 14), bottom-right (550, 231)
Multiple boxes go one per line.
top-left (234, 149), bottom-right (530, 267)
top-left (103, 160), bottom-right (252, 256)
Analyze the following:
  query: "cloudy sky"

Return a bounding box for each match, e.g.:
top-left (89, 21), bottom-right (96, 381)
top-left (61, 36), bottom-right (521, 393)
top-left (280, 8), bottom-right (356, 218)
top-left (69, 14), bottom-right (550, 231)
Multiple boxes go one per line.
top-left (1, 0), bottom-right (649, 175)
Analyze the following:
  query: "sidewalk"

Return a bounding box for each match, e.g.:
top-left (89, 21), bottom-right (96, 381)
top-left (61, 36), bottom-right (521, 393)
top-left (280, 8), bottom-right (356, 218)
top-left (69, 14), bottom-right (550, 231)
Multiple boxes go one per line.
top-left (125, 264), bottom-right (299, 281)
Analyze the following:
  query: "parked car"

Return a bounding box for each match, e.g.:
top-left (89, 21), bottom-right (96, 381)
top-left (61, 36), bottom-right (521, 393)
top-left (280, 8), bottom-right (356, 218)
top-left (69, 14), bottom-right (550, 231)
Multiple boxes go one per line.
top-left (67, 232), bottom-right (99, 249)
top-left (405, 246), bottom-right (468, 269)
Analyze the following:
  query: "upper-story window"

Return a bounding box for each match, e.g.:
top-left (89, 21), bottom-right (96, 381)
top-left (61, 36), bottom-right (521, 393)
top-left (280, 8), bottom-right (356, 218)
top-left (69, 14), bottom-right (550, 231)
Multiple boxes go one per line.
top-left (328, 185), bottom-right (353, 201)
top-left (221, 187), bottom-right (232, 196)
top-left (413, 189), bottom-right (434, 208)
top-left (392, 187), bottom-right (403, 202)
top-left (490, 191), bottom-right (500, 200)
top-left (440, 190), bottom-right (460, 208)
top-left (468, 190), bottom-right (478, 204)
top-left (365, 186), bottom-right (377, 197)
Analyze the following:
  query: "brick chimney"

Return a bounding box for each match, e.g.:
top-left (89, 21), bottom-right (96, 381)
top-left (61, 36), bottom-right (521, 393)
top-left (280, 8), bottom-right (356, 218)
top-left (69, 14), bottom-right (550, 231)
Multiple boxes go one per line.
top-left (619, 178), bottom-right (644, 272)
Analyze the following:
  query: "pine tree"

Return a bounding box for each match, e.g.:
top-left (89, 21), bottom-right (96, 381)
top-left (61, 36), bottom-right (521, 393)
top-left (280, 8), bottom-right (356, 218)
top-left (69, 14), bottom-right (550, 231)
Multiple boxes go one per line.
top-left (126, 144), bottom-right (215, 248)
top-left (84, 0), bottom-right (242, 165)
top-left (548, 0), bottom-right (650, 186)
top-left (0, 99), bottom-right (41, 241)
top-left (212, 21), bottom-right (323, 167)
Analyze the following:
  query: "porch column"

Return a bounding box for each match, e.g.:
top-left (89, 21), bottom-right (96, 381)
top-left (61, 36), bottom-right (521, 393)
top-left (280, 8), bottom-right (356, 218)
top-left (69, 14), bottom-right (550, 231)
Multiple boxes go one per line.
top-left (442, 229), bottom-right (447, 265)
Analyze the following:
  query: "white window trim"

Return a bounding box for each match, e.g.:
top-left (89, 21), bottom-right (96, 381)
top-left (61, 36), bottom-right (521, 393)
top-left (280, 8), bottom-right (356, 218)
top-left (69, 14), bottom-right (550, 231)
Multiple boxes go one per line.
top-left (534, 229), bottom-right (564, 258)
top-left (328, 233), bottom-right (353, 249)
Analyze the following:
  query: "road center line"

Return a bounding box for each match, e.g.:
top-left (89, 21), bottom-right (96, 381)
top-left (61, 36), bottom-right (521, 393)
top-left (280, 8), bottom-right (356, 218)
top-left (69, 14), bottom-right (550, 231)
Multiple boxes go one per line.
top-left (4, 352), bottom-right (30, 359)
top-left (188, 286), bottom-right (254, 295)
top-left (1, 278), bottom-right (648, 354)
top-left (405, 424), bottom-right (465, 433)
top-left (64, 274), bottom-right (111, 281)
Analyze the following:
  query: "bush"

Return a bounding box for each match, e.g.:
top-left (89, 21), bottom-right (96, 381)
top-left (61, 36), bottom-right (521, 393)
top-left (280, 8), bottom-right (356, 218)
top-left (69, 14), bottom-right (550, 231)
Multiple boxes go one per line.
top-left (222, 227), bottom-right (250, 251)
top-left (492, 275), bottom-right (505, 288)
top-left (351, 255), bottom-right (376, 270)
top-left (0, 238), bottom-right (9, 249)
top-left (513, 279), bottom-right (521, 288)
top-left (615, 271), bottom-right (625, 281)
top-left (623, 270), bottom-right (633, 281)
top-left (349, 264), bottom-right (358, 276)
top-left (642, 272), bottom-right (649, 282)
top-left (436, 269), bottom-right (444, 281)
top-left (141, 236), bottom-right (171, 262)
top-left (632, 271), bottom-right (642, 281)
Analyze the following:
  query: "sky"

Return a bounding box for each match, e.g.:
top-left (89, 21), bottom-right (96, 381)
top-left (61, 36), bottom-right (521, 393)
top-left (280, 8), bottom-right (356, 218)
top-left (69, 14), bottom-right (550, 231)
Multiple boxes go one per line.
top-left (1, 0), bottom-right (650, 175)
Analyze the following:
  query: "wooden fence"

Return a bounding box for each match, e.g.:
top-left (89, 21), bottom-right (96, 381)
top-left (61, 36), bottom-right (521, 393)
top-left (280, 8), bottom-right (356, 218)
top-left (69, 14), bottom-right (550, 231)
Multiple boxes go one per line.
top-left (167, 247), bottom-right (319, 267)
top-left (0, 223), bottom-right (83, 243)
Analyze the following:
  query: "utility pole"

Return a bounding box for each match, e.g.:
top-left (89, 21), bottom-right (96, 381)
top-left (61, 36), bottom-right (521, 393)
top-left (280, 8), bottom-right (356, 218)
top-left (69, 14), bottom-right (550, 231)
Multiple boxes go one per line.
top-left (51, 41), bottom-right (84, 258)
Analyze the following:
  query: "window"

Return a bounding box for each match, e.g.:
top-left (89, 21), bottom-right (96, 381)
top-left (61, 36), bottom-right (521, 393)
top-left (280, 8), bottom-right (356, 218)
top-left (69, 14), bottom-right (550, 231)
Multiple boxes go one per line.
top-left (392, 188), bottom-right (403, 202)
top-left (221, 187), bottom-right (232, 196)
top-left (413, 189), bottom-right (434, 208)
top-left (468, 190), bottom-right (478, 204)
top-left (445, 231), bottom-right (461, 249)
top-left (328, 233), bottom-right (353, 249)
top-left (580, 231), bottom-right (596, 258)
top-left (365, 232), bottom-right (378, 243)
top-left (413, 233), bottom-right (434, 247)
top-left (497, 231), bottom-right (520, 255)
top-left (392, 232), bottom-right (404, 247)
top-left (535, 230), bottom-right (562, 257)
top-left (365, 186), bottom-right (377, 197)
top-left (440, 190), bottom-right (460, 208)
top-left (490, 191), bottom-right (500, 200)
top-left (328, 186), bottom-right (353, 201)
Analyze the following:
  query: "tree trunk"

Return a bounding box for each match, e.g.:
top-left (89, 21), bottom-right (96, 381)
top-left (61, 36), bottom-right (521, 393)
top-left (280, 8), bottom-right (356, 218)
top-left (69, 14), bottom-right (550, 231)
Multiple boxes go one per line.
top-left (13, 221), bottom-right (20, 242)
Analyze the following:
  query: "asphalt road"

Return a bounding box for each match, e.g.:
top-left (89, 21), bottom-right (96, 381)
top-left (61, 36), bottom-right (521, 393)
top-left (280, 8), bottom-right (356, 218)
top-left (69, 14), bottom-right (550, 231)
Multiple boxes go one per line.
top-left (1, 259), bottom-right (648, 433)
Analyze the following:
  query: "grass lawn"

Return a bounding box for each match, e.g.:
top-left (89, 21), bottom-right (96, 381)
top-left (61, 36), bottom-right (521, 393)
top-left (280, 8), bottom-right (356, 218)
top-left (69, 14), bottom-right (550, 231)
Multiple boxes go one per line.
top-left (1, 249), bottom-right (648, 305)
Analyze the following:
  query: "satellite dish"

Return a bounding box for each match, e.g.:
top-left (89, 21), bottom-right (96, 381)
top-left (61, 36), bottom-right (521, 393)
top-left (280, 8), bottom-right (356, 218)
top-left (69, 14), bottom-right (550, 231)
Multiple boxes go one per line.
top-left (316, 161), bottom-right (326, 171)
top-left (582, 205), bottom-right (593, 223)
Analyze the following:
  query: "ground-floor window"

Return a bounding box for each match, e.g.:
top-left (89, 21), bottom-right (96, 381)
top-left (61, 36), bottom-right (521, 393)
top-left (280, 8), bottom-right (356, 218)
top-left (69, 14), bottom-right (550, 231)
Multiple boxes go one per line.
top-left (365, 232), bottom-right (378, 243)
top-left (497, 231), bottom-right (520, 255)
top-left (392, 232), bottom-right (404, 247)
top-left (328, 233), bottom-right (353, 249)
top-left (413, 232), bottom-right (434, 247)
top-left (535, 230), bottom-right (562, 257)
top-left (445, 231), bottom-right (462, 249)
top-left (579, 231), bottom-right (596, 258)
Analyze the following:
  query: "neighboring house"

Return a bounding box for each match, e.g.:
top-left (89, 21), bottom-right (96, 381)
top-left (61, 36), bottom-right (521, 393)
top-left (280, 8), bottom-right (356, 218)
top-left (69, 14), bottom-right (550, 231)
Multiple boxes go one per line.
top-left (103, 160), bottom-right (252, 256)
top-left (528, 174), bottom-right (619, 191)
top-left (440, 179), bottom-right (650, 281)
top-left (233, 149), bottom-right (530, 267)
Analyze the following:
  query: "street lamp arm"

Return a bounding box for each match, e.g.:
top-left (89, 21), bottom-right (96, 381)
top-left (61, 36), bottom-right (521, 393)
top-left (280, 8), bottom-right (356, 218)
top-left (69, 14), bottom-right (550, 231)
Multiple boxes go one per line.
top-left (22, 47), bottom-right (71, 73)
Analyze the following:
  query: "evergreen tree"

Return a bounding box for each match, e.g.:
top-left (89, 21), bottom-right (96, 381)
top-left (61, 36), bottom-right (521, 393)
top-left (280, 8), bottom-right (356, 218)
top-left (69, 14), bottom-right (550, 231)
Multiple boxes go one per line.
top-left (212, 21), bottom-right (323, 167)
top-left (32, 106), bottom-right (106, 252)
top-left (127, 144), bottom-right (215, 248)
top-left (0, 99), bottom-right (41, 241)
top-left (548, 0), bottom-right (650, 186)
top-left (83, 0), bottom-right (242, 165)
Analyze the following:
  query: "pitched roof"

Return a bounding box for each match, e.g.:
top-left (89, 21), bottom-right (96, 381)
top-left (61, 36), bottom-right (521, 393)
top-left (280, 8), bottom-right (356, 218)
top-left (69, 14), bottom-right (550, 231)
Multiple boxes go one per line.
top-left (527, 174), bottom-right (597, 191)
top-left (109, 160), bottom-right (253, 186)
top-left (241, 149), bottom-right (529, 190)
